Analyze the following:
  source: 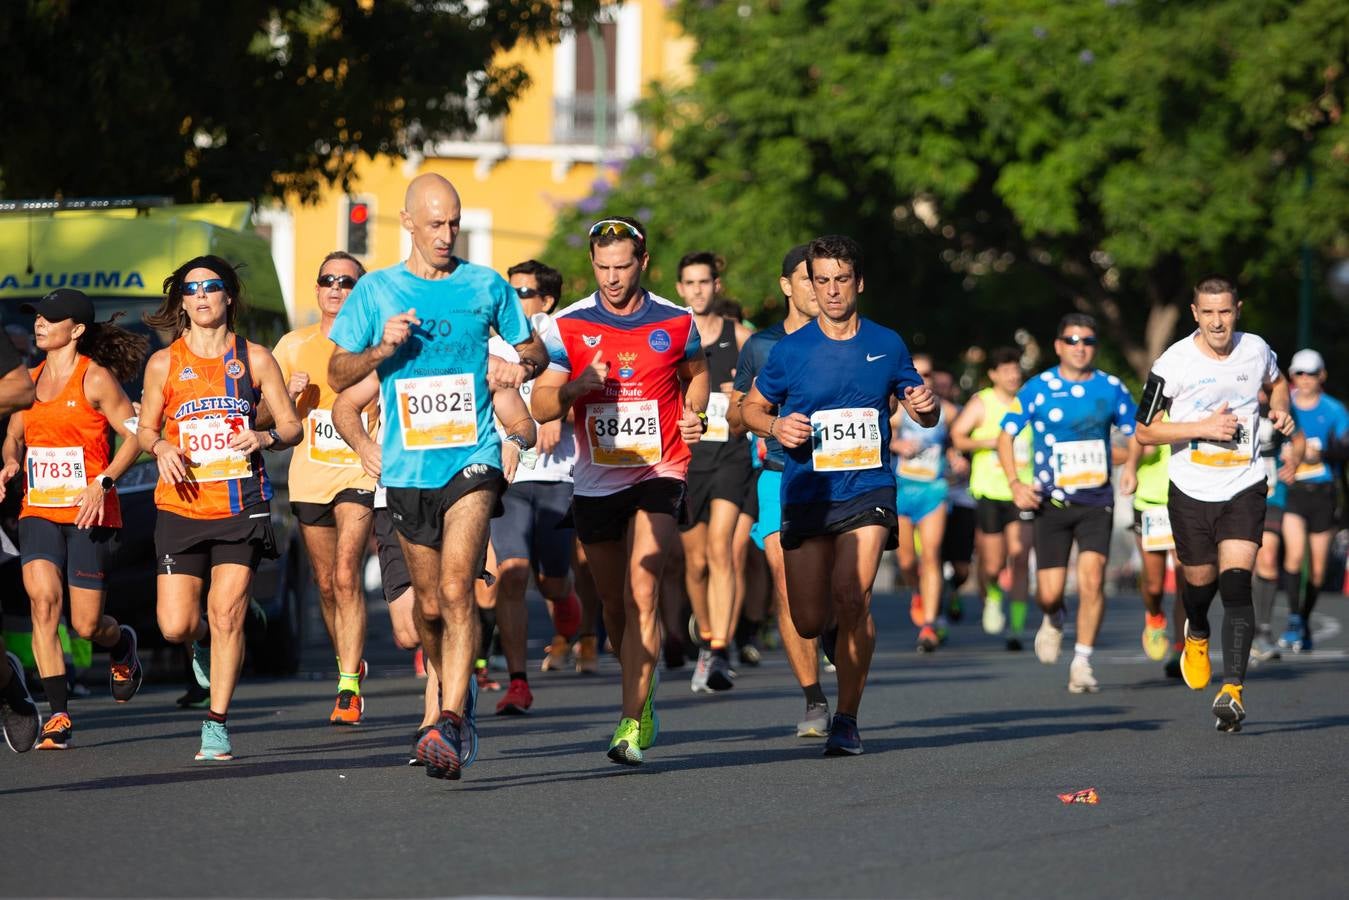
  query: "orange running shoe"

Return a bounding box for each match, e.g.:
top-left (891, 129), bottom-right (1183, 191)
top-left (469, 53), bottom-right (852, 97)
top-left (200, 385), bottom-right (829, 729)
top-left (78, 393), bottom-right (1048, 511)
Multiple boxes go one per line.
top-left (574, 635), bottom-right (599, 674)
top-left (330, 690), bottom-right (364, 725)
top-left (37, 712), bottom-right (72, 750)
top-left (540, 635), bottom-right (572, 672)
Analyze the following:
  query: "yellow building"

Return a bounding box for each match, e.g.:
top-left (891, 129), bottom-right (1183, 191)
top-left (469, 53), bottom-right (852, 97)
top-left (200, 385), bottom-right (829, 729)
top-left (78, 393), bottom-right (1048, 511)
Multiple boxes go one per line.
top-left (262, 0), bottom-right (692, 326)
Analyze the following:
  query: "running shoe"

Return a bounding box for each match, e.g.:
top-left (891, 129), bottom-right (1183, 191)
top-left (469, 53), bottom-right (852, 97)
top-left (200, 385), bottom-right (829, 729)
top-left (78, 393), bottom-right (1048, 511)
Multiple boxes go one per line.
top-left (37, 712), bottom-right (72, 750)
top-left (607, 717), bottom-right (643, 766)
top-left (947, 594), bottom-right (964, 623)
top-left (1142, 619), bottom-right (1169, 662)
top-left (935, 616), bottom-right (950, 644)
top-left (1034, 617), bottom-right (1063, 664)
top-left (737, 640), bottom-right (762, 667)
top-left (1277, 614), bottom-right (1304, 651)
top-left (909, 594), bottom-right (924, 627)
top-left (1212, 683), bottom-right (1245, 734)
top-left (1249, 634), bottom-right (1281, 663)
top-left (1005, 636), bottom-right (1023, 652)
top-left (330, 690), bottom-right (364, 725)
top-left (2, 652), bottom-right (40, 753)
top-left (916, 625), bottom-right (939, 653)
top-left (1180, 622), bottom-right (1211, 690)
top-left (662, 635), bottom-right (687, 671)
top-left (417, 711), bottom-right (463, 779)
top-left (1068, 657), bottom-right (1099, 694)
top-left (823, 713), bottom-right (863, 756)
top-left (474, 662), bottom-right (501, 692)
top-left (706, 653), bottom-right (735, 691)
top-left (690, 648), bottom-right (713, 693)
top-left (495, 678), bottom-right (533, 715)
top-left (823, 655), bottom-right (836, 673)
top-left (460, 674), bottom-right (479, 767)
top-left (191, 641), bottom-right (210, 691)
top-left (797, 701), bottom-right (830, 738)
top-left (574, 636), bottom-right (599, 674)
top-left (982, 596), bottom-right (1006, 636)
top-left (638, 668), bottom-right (660, 750)
top-left (1163, 648), bottom-right (1183, 680)
top-left (408, 726), bottom-right (431, 766)
top-left (540, 636), bottom-right (572, 672)
top-left (1299, 618), bottom-right (1313, 654)
top-left (195, 720), bottom-right (233, 761)
top-left (176, 681), bottom-right (210, 709)
top-left (109, 624), bottom-right (143, 703)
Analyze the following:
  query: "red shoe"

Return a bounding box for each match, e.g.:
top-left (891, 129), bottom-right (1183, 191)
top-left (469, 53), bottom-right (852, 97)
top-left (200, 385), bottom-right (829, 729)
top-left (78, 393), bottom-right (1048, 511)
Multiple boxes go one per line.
top-left (495, 678), bottom-right (533, 715)
top-left (475, 663), bottom-right (501, 692)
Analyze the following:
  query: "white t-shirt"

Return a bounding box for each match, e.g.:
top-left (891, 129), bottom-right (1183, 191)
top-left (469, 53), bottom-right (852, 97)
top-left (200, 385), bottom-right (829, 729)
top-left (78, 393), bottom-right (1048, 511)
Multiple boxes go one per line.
top-left (489, 317), bottom-right (576, 484)
top-left (1151, 331), bottom-right (1280, 502)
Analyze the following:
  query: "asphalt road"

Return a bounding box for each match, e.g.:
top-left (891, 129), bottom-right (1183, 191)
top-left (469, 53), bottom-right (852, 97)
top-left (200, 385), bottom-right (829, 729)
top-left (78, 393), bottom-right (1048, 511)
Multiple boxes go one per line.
top-left (3, 587), bottom-right (1347, 900)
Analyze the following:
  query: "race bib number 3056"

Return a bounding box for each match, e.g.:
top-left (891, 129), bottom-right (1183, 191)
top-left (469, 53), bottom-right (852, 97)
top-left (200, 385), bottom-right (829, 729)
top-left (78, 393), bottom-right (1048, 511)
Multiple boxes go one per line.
top-left (179, 417), bottom-right (251, 483)
top-left (1050, 439), bottom-right (1109, 489)
top-left (811, 407), bottom-right (881, 472)
top-left (396, 374), bottom-right (477, 451)
top-left (26, 446), bottom-right (86, 507)
top-left (586, 401), bottom-right (661, 467)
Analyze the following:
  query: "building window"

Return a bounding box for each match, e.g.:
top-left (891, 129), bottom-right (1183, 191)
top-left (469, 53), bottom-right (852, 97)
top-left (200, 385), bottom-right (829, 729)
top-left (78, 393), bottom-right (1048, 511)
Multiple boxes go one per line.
top-left (553, 4), bottom-right (640, 147)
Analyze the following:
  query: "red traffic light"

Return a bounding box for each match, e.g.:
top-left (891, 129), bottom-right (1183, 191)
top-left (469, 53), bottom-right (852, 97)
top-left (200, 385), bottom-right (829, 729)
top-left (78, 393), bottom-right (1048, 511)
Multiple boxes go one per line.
top-left (348, 203), bottom-right (369, 225)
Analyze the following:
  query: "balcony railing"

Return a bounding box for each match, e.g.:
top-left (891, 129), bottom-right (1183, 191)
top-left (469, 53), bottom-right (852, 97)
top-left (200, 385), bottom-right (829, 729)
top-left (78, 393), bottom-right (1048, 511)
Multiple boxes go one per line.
top-left (553, 93), bottom-right (622, 146)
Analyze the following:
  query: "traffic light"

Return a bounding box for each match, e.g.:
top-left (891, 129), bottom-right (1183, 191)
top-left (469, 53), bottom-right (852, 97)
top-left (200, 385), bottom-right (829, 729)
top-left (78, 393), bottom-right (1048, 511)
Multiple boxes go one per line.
top-left (346, 198), bottom-right (370, 256)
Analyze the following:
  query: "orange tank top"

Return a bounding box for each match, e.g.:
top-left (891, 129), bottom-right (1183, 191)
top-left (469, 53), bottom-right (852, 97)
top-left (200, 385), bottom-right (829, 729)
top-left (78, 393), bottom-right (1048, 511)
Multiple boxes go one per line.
top-left (20, 355), bottom-right (121, 527)
top-left (154, 335), bottom-right (272, 519)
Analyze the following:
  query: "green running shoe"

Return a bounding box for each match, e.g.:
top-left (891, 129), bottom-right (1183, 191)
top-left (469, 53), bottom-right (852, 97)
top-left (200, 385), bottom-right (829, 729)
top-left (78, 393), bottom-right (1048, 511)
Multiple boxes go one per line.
top-left (607, 717), bottom-right (643, 766)
top-left (639, 668), bottom-right (660, 750)
top-left (195, 720), bottom-right (233, 761)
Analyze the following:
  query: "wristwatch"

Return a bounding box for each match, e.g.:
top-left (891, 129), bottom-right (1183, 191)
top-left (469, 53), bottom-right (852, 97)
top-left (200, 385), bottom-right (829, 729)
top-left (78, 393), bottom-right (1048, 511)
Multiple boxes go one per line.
top-left (99, 475), bottom-right (114, 490)
top-left (266, 428), bottom-right (282, 451)
top-left (505, 434), bottom-right (530, 452)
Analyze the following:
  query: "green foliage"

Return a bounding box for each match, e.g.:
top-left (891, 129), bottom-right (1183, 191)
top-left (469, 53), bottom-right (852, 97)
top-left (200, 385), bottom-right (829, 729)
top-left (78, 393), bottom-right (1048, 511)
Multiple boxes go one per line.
top-left (543, 0), bottom-right (1349, 385)
top-left (0, 0), bottom-right (599, 202)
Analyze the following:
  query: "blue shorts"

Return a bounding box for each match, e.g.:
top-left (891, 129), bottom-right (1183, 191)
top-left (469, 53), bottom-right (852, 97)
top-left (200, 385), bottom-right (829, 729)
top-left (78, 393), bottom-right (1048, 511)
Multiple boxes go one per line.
top-left (896, 478), bottom-right (947, 523)
top-left (489, 481), bottom-right (575, 579)
top-left (750, 469), bottom-right (783, 550)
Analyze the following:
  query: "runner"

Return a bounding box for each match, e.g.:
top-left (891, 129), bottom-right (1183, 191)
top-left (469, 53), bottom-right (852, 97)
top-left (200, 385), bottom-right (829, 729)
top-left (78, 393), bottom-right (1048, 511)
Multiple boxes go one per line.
top-left (262, 252), bottom-right (379, 725)
top-left (998, 313), bottom-right (1136, 694)
top-left (1120, 436), bottom-right (1183, 673)
top-left (326, 173), bottom-right (545, 779)
top-left (728, 244), bottom-right (830, 737)
top-left (741, 234), bottom-right (937, 755)
top-left (0, 333), bottom-right (38, 754)
top-left (0, 289), bottom-right (148, 750)
top-left (138, 256), bottom-right (303, 761)
top-left (531, 216), bottom-right (709, 766)
top-left (893, 355), bottom-right (958, 652)
top-left (1251, 397), bottom-right (1304, 661)
top-left (1277, 349), bottom-right (1349, 653)
top-left (488, 259), bottom-right (581, 714)
top-left (1134, 277), bottom-right (1292, 730)
top-left (932, 368), bottom-right (977, 626)
top-left (949, 347), bottom-right (1033, 650)
top-left (676, 251), bottom-right (752, 694)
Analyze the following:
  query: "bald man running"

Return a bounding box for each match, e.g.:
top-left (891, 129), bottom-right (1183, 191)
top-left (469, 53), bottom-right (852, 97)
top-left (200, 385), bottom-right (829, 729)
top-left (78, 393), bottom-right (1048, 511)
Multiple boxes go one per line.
top-left (328, 174), bottom-right (547, 780)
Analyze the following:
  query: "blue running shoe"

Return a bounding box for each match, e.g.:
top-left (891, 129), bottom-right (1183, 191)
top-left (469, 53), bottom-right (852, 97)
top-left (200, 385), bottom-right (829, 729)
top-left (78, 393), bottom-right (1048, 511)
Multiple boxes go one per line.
top-left (191, 641), bottom-right (210, 690)
top-left (1299, 617), bottom-right (1313, 653)
top-left (195, 720), bottom-right (233, 761)
top-left (417, 711), bottom-right (463, 780)
top-left (824, 713), bottom-right (863, 757)
top-left (459, 673), bottom-right (479, 768)
top-left (1277, 614), bottom-right (1304, 651)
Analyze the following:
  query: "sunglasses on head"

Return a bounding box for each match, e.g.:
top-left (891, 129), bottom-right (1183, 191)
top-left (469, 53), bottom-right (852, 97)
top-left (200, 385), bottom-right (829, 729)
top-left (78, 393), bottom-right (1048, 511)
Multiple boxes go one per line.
top-left (1058, 334), bottom-right (1098, 346)
top-left (514, 286), bottom-right (541, 299)
top-left (318, 274), bottom-right (358, 290)
top-left (1291, 369), bottom-right (1319, 376)
top-left (588, 219), bottom-right (645, 242)
top-left (182, 279), bottom-right (227, 296)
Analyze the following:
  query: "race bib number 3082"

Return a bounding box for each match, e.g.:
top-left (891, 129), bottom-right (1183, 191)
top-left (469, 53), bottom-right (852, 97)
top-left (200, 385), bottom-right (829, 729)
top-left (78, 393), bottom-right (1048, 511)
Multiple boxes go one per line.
top-left (811, 407), bottom-right (881, 472)
top-left (586, 401), bottom-right (661, 467)
top-left (396, 374), bottom-right (477, 451)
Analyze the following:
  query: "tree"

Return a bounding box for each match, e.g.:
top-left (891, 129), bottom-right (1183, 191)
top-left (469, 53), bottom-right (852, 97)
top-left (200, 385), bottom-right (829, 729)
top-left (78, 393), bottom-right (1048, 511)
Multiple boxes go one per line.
top-left (0, 0), bottom-right (599, 202)
top-left (543, 0), bottom-right (1349, 384)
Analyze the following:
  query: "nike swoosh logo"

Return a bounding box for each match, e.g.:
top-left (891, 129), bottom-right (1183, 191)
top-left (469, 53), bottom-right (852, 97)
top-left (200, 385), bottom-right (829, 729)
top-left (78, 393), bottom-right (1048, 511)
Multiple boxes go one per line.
top-left (718, 342), bottom-right (731, 348)
top-left (866, 354), bottom-right (886, 362)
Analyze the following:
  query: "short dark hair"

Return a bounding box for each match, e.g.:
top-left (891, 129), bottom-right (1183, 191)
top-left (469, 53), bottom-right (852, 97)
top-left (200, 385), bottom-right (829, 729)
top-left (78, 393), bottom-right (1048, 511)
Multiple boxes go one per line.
top-left (507, 259), bottom-right (563, 306)
top-left (588, 215), bottom-right (647, 257)
top-left (677, 251), bottom-right (719, 281)
top-left (1056, 312), bottom-right (1097, 338)
top-left (805, 234), bottom-right (864, 282)
top-left (1194, 275), bottom-right (1238, 300)
top-left (318, 250), bottom-right (367, 279)
top-left (988, 346), bottom-right (1021, 369)
top-left (716, 297), bottom-right (744, 321)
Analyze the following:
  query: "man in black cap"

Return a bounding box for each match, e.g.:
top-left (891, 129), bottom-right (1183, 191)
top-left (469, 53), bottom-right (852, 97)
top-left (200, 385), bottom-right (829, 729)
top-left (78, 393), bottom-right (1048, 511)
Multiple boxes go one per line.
top-left (726, 245), bottom-right (830, 738)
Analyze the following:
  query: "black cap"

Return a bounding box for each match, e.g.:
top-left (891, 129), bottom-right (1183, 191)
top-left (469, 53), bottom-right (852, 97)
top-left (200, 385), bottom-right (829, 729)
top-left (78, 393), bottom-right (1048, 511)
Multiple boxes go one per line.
top-left (781, 244), bottom-right (810, 278)
top-left (21, 288), bottom-right (95, 326)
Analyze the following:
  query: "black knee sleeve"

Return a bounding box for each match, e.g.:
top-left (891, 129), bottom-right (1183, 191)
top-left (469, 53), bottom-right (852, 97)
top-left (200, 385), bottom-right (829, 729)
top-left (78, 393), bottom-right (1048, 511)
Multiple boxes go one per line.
top-left (1219, 568), bottom-right (1252, 607)
top-left (1219, 568), bottom-right (1255, 683)
top-left (1182, 578), bottom-right (1219, 638)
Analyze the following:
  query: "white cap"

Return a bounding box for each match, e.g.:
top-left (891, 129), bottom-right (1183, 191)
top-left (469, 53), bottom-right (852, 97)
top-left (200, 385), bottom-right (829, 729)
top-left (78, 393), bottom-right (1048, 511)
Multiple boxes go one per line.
top-left (1289, 348), bottom-right (1325, 375)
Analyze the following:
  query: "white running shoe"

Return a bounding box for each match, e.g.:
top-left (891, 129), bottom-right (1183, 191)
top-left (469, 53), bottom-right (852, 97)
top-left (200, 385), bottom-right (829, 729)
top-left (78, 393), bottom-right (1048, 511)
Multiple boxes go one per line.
top-left (1034, 617), bottom-right (1063, 665)
top-left (797, 701), bottom-right (830, 738)
top-left (982, 598), bottom-right (1006, 636)
top-left (1068, 656), bottom-right (1099, 694)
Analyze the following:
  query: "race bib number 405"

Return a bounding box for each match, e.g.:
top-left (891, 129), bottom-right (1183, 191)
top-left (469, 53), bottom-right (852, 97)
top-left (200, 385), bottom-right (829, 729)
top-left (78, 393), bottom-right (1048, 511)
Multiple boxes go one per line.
top-left (586, 401), bottom-right (661, 467)
top-left (179, 417), bottom-right (251, 483)
top-left (26, 446), bottom-right (86, 507)
top-left (811, 408), bottom-right (881, 472)
top-left (396, 374), bottom-right (477, 451)
top-left (1050, 439), bottom-right (1109, 489)
top-left (308, 409), bottom-right (364, 467)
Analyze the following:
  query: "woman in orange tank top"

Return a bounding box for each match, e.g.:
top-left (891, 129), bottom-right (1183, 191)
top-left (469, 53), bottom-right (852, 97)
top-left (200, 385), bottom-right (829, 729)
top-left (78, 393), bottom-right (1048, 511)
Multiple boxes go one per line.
top-left (0, 288), bottom-right (148, 750)
top-left (137, 256), bottom-right (302, 763)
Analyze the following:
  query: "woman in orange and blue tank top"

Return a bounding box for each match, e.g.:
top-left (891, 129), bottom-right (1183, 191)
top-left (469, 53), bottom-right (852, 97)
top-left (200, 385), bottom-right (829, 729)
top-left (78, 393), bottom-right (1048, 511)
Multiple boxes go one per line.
top-left (0, 288), bottom-right (148, 750)
top-left (137, 256), bottom-right (302, 763)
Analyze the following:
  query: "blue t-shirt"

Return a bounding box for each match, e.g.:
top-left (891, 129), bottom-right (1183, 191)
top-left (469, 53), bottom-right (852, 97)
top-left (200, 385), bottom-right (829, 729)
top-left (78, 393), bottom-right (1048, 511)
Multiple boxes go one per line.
top-left (1000, 366), bottom-right (1136, 507)
top-left (734, 321), bottom-right (788, 470)
top-left (328, 260), bottom-right (531, 489)
top-left (1291, 393), bottom-right (1349, 485)
top-left (754, 317), bottom-right (923, 511)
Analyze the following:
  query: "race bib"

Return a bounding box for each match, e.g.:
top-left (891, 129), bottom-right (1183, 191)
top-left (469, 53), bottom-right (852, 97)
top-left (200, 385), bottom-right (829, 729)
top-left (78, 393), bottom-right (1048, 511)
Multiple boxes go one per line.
top-left (1296, 437), bottom-right (1327, 481)
top-left (898, 444), bottom-right (942, 482)
top-left (179, 416), bottom-right (251, 483)
top-left (396, 374), bottom-right (477, 451)
top-left (307, 409), bottom-right (365, 467)
top-left (1140, 507), bottom-right (1175, 553)
top-left (1191, 414), bottom-right (1257, 468)
top-left (26, 446), bottom-right (86, 508)
top-left (703, 392), bottom-right (730, 443)
top-left (1013, 430), bottom-right (1033, 468)
top-left (811, 407), bottom-right (881, 472)
top-left (1049, 439), bottom-right (1108, 489)
top-left (586, 401), bottom-right (661, 467)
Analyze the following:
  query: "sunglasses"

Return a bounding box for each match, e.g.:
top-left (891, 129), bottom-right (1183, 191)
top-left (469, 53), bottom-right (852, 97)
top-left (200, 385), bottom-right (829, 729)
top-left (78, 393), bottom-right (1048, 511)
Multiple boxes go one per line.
top-left (514, 286), bottom-right (541, 299)
top-left (318, 274), bottom-right (359, 290)
top-left (589, 219), bottom-right (646, 242)
top-left (182, 279), bottom-right (227, 296)
top-left (1057, 335), bottom-right (1098, 346)
top-left (1291, 370), bottom-right (1320, 376)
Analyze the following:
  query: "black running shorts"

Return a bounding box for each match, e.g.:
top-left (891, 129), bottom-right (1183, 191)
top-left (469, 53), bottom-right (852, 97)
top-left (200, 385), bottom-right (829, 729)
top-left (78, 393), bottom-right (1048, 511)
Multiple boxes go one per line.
top-left (680, 455), bottom-right (753, 531)
top-left (1284, 482), bottom-right (1337, 534)
top-left (292, 487), bottom-right (375, 528)
top-left (17, 517), bottom-right (115, 591)
top-left (572, 477), bottom-right (686, 545)
top-left (372, 508), bottom-right (412, 604)
top-left (1033, 501), bottom-right (1113, 570)
top-left (975, 497), bottom-right (1032, 535)
top-left (1167, 482), bottom-right (1266, 567)
top-left (780, 487), bottom-right (899, 552)
top-left (385, 465), bottom-right (506, 549)
top-left (154, 503), bottom-right (277, 579)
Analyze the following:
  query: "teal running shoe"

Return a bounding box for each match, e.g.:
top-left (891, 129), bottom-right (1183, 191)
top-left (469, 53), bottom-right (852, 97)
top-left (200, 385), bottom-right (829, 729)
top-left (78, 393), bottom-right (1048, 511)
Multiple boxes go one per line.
top-left (195, 720), bottom-right (233, 761)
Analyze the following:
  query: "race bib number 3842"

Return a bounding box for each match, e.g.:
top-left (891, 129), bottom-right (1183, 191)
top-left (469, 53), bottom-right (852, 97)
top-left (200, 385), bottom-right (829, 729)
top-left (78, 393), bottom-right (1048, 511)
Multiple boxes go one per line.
top-left (396, 374), bottom-right (477, 451)
top-left (586, 401), bottom-right (661, 467)
top-left (811, 407), bottom-right (881, 472)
